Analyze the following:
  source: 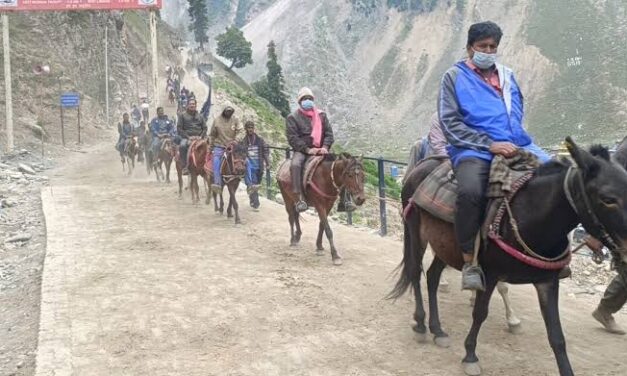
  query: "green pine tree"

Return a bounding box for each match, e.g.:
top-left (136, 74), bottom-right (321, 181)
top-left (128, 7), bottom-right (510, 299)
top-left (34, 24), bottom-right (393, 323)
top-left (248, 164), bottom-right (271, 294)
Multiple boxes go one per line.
top-left (187, 0), bottom-right (209, 50)
top-left (253, 41), bottom-right (290, 117)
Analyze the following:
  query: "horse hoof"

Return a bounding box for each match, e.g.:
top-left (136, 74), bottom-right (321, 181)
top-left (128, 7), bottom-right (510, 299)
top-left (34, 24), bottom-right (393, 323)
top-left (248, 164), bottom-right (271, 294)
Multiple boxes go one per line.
top-left (235, 220), bottom-right (242, 225)
top-left (434, 335), bottom-right (451, 348)
top-left (316, 249), bottom-right (325, 256)
top-left (227, 214), bottom-right (233, 219)
top-left (463, 362), bottom-right (481, 376)
top-left (414, 330), bottom-right (428, 344)
top-left (508, 322), bottom-right (522, 335)
top-left (332, 258), bottom-right (343, 266)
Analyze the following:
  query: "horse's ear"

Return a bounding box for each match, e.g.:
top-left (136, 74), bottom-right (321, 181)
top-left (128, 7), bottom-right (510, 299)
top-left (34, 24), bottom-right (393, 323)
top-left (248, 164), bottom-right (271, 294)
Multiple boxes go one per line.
top-left (566, 137), bottom-right (600, 179)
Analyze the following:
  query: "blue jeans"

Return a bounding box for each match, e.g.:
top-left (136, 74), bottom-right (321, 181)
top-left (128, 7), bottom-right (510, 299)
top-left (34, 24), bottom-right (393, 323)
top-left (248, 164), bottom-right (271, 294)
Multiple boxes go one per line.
top-left (151, 137), bottom-right (162, 157)
top-left (213, 147), bottom-right (225, 185)
top-left (245, 158), bottom-right (261, 187)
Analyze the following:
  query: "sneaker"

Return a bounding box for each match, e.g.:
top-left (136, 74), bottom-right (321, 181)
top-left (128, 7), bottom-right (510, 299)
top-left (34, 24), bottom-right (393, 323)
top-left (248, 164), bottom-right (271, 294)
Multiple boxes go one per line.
top-left (211, 184), bottom-right (222, 194)
top-left (182, 167), bottom-right (189, 175)
top-left (295, 200), bottom-right (308, 213)
top-left (592, 308), bottom-right (626, 335)
top-left (344, 200), bottom-right (357, 213)
top-left (461, 263), bottom-right (485, 291)
top-left (558, 266), bottom-right (572, 279)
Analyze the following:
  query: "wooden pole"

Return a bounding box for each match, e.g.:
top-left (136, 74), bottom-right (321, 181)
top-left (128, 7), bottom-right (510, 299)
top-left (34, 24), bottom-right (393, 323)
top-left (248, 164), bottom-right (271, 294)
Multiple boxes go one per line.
top-left (77, 105), bottom-right (81, 144)
top-left (2, 13), bottom-right (13, 153)
top-left (150, 9), bottom-right (159, 113)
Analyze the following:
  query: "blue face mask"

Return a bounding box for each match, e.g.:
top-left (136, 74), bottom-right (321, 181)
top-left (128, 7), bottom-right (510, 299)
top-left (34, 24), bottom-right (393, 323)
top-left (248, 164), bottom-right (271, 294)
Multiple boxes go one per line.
top-left (472, 49), bottom-right (497, 69)
top-left (300, 99), bottom-right (314, 110)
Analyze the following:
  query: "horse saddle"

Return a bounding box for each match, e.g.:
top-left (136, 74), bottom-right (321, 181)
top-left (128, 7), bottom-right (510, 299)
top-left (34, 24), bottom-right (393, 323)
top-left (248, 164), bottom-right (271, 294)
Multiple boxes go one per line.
top-left (412, 152), bottom-right (540, 224)
top-left (188, 139), bottom-right (207, 168)
top-left (277, 156), bottom-right (326, 194)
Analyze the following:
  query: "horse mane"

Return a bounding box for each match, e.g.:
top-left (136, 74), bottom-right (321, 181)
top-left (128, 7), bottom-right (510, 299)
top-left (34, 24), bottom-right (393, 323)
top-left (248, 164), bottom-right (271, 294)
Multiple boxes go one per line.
top-left (536, 158), bottom-right (571, 177)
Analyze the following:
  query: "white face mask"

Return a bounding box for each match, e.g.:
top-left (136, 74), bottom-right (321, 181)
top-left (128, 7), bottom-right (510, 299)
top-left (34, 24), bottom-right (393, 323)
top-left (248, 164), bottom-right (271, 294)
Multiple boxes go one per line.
top-left (472, 49), bottom-right (497, 69)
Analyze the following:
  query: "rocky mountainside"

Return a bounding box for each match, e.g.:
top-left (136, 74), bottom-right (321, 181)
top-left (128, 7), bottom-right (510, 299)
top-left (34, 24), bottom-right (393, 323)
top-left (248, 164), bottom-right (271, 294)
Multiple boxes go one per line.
top-left (183, 0), bottom-right (626, 157)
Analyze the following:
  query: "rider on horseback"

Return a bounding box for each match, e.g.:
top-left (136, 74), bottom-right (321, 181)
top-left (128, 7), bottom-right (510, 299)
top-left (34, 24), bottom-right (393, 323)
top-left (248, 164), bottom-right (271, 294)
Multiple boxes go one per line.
top-left (177, 98), bottom-right (207, 175)
top-left (149, 107), bottom-right (175, 164)
top-left (438, 21), bottom-right (549, 291)
top-left (209, 106), bottom-right (243, 193)
top-left (116, 113), bottom-right (133, 162)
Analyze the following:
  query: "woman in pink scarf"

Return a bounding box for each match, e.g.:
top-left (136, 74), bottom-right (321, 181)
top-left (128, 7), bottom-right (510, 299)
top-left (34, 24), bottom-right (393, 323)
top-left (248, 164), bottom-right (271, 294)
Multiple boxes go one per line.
top-left (286, 87), bottom-right (335, 212)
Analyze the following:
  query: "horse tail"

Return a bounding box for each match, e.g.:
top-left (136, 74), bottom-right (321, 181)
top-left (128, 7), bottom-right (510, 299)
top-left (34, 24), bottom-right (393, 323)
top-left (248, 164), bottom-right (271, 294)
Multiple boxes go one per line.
top-left (387, 171), bottom-right (423, 300)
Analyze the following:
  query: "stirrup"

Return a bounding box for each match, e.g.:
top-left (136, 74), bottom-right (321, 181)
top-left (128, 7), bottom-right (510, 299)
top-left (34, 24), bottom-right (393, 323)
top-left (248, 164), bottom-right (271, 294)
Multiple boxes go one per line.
top-left (462, 264), bottom-right (486, 292)
top-left (295, 200), bottom-right (308, 213)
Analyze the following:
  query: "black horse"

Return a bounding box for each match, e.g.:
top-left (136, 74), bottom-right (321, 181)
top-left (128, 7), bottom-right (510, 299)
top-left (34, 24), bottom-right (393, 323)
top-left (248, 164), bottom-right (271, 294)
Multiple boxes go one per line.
top-left (390, 138), bottom-right (627, 376)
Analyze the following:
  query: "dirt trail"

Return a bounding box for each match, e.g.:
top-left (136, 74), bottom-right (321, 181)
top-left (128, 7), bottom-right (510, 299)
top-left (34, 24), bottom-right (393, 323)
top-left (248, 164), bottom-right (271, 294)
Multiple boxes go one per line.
top-left (32, 139), bottom-right (626, 376)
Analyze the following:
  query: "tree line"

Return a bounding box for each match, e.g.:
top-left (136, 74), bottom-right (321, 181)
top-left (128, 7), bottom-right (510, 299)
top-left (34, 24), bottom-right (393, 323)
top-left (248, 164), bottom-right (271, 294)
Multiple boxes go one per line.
top-left (187, 0), bottom-right (290, 118)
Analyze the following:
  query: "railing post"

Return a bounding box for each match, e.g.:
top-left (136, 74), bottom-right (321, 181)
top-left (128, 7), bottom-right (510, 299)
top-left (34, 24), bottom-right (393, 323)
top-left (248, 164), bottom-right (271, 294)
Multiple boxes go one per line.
top-left (285, 148), bottom-right (291, 160)
top-left (347, 211), bottom-right (353, 226)
top-left (377, 157), bottom-right (387, 236)
top-left (265, 168), bottom-right (272, 200)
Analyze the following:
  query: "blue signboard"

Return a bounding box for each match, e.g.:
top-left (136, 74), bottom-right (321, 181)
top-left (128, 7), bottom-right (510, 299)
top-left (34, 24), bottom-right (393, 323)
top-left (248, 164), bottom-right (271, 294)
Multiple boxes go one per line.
top-left (60, 93), bottom-right (80, 108)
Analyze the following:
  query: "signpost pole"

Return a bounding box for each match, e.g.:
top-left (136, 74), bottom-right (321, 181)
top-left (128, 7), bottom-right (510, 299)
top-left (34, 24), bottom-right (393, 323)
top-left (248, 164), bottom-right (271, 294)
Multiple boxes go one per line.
top-left (2, 13), bottom-right (13, 153)
top-left (150, 9), bottom-right (158, 113)
top-left (77, 104), bottom-right (81, 145)
top-left (60, 105), bottom-right (65, 146)
top-left (105, 24), bottom-right (110, 128)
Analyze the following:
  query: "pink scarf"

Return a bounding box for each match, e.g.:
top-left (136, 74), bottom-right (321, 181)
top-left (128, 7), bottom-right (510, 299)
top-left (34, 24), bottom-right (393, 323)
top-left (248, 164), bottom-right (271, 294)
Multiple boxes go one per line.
top-left (299, 108), bottom-right (323, 148)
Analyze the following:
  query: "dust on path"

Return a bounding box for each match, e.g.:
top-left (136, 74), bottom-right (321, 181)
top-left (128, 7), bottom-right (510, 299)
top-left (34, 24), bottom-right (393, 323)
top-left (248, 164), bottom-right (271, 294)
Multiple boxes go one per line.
top-left (32, 139), bottom-right (626, 376)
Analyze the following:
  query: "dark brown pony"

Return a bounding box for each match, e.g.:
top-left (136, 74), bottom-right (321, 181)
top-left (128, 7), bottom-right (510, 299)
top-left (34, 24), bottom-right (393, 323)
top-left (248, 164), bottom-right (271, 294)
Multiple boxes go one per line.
top-left (187, 137), bottom-right (210, 204)
top-left (122, 136), bottom-right (138, 176)
top-left (389, 138), bottom-right (627, 376)
top-left (278, 153), bottom-right (367, 265)
top-left (209, 143), bottom-right (248, 224)
top-left (154, 137), bottom-right (174, 183)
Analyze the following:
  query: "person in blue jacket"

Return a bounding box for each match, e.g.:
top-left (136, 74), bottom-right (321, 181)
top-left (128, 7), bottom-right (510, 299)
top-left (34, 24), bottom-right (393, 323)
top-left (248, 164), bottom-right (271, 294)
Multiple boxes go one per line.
top-left (438, 21), bottom-right (550, 291)
top-left (149, 107), bottom-right (176, 162)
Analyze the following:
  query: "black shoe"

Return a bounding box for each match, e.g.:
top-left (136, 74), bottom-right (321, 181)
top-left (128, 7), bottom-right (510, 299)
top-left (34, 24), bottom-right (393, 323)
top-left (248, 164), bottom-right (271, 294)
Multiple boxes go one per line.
top-left (295, 200), bottom-right (308, 213)
top-left (182, 167), bottom-right (189, 175)
top-left (558, 266), bottom-right (571, 279)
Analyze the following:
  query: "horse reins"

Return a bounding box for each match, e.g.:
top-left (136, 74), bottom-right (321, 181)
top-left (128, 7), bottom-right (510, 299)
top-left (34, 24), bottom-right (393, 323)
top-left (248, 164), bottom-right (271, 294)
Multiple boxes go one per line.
top-left (221, 146), bottom-right (245, 184)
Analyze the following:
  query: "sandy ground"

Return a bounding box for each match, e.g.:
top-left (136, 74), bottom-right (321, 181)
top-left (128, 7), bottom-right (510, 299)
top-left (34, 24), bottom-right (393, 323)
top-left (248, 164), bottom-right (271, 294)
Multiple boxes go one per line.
top-left (30, 139), bottom-right (626, 376)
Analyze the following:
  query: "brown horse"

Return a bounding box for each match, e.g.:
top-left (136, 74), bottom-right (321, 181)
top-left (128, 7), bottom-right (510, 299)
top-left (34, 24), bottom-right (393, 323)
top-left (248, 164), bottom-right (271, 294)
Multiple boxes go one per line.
top-left (278, 153), bottom-right (366, 265)
top-left (154, 137), bottom-right (175, 183)
top-left (187, 137), bottom-right (210, 204)
top-left (390, 138), bottom-right (627, 376)
top-left (122, 136), bottom-right (138, 176)
top-left (208, 143), bottom-right (248, 224)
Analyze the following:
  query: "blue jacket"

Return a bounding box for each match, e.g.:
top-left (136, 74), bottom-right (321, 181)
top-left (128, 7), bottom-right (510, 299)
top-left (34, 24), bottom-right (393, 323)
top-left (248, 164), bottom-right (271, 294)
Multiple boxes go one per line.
top-left (438, 61), bottom-right (549, 166)
top-left (150, 116), bottom-right (175, 138)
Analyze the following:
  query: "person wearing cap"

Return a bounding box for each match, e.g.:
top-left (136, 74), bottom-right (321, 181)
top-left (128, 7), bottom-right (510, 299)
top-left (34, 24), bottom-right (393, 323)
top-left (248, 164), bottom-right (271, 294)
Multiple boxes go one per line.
top-left (177, 98), bottom-right (208, 174)
top-left (286, 87), bottom-right (339, 213)
top-left (242, 121), bottom-right (270, 209)
top-left (209, 106), bottom-right (243, 192)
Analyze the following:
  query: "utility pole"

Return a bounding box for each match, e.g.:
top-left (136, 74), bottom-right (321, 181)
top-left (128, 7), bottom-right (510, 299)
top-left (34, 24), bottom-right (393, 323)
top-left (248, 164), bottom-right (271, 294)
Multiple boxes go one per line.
top-left (2, 13), bottom-right (13, 153)
top-left (105, 24), bottom-right (110, 128)
top-left (150, 9), bottom-right (159, 113)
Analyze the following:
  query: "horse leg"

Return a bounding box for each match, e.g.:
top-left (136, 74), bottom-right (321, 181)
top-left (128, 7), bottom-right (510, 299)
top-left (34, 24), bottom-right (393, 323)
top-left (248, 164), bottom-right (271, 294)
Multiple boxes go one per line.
top-left (288, 207), bottom-right (297, 246)
top-left (406, 213), bottom-right (428, 342)
top-left (226, 189), bottom-right (233, 218)
top-left (496, 282), bottom-right (522, 333)
top-left (316, 206), bottom-right (341, 265)
top-left (203, 176), bottom-right (211, 205)
top-left (462, 277), bottom-right (497, 376)
top-left (230, 183), bottom-right (241, 224)
top-left (219, 191), bottom-right (224, 215)
top-left (315, 221), bottom-right (325, 253)
top-left (426, 256), bottom-right (450, 348)
top-left (177, 166), bottom-right (183, 199)
top-left (534, 278), bottom-right (574, 376)
top-left (165, 160), bottom-right (171, 183)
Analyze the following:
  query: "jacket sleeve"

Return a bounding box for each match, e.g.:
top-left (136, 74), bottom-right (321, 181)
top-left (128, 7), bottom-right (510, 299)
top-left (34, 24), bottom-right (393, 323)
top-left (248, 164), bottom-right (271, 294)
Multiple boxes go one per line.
top-left (321, 113), bottom-right (334, 149)
top-left (428, 113), bottom-right (449, 156)
top-left (177, 114), bottom-right (187, 138)
top-left (286, 115), bottom-right (308, 153)
top-left (209, 119), bottom-right (218, 148)
top-left (234, 118), bottom-right (244, 142)
top-left (438, 68), bottom-right (493, 152)
top-left (260, 137), bottom-right (270, 167)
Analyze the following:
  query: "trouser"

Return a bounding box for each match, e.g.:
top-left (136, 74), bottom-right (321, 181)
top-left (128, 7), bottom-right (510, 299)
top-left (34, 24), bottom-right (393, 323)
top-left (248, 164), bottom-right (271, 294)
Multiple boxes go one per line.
top-left (290, 151), bottom-right (306, 196)
top-left (213, 146), bottom-right (226, 185)
top-left (116, 137), bottom-right (126, 157)
top-left (599, 262), bottom-right (627, 314)
top-left (179, 138), bottom-right (190, 168)
top-left (453, 158), bottom-right (491, 254)
top-left (245, 158), bottom-right (261, 187)
top-left (151, 137), bottom-right (163, 158)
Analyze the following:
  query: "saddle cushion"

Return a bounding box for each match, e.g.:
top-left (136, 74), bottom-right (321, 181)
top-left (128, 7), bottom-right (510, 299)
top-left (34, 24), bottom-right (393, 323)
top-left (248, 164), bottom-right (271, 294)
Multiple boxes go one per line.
top-left (413, 152), bottom-right (540, 223)
top-left (277, 156), bottom-right (325, 194)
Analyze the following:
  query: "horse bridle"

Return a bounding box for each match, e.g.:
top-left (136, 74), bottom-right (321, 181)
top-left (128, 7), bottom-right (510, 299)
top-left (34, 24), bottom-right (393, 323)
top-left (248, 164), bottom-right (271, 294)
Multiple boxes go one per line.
top-left (563, 166), bottom-right (621, 251)
top-left (221, 145), bottom-right (245, 184)
top-left (330, 158), bottom-right (362, 194)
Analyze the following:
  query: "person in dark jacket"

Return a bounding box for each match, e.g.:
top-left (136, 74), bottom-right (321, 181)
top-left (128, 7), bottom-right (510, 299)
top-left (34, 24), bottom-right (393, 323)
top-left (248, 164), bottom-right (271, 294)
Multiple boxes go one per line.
top-left (242, 121), bottom-right (270, 209)
top-left (149, 107), bottom-right (176, 162)
top-left (438, 21), bottom-right (550, 291)
top-left (116, 113), bottom-right (133, 161)
top-left (177, 99), bottom-right (207, 174)
top-left (286, 87), bottom-right (340, 213)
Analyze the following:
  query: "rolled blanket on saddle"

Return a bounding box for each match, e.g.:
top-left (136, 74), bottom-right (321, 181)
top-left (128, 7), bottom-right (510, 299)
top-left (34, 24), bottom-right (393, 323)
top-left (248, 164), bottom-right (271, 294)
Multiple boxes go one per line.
top-left (413, 151), bottom-right (541, 223)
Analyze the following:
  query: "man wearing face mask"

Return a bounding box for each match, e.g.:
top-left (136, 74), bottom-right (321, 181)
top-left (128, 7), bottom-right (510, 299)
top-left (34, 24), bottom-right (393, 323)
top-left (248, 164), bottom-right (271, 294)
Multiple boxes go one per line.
top-left (438, 21), bottom-right (550, 291)
top-left (177, 98), bottom-right (208, 175)
top-left (286, 88), bottom-right (338, 213)
top-left (209, 106), bottom-right (243, 192)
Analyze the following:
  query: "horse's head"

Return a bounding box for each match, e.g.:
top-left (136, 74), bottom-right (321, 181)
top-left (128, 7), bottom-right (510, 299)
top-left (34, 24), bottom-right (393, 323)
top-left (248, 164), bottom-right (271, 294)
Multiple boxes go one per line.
top-left (566, 137), bottom-right (627, 262)
top-left (337, 153), bottom-right (366, 206)
top-left (228, 142), bottom-right (248, 176)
